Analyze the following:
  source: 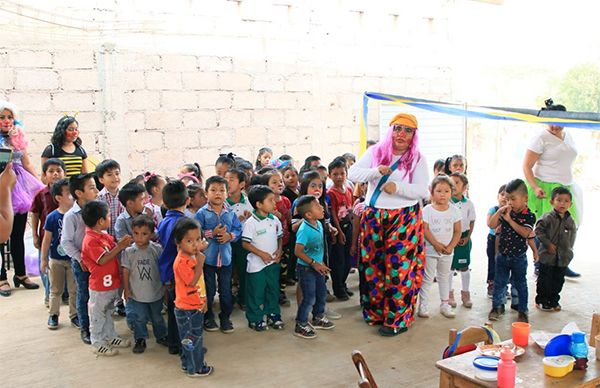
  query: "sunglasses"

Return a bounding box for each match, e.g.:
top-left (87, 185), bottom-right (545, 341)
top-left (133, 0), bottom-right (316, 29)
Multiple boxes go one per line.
top-left (392, 124), bottom-right (416, 134)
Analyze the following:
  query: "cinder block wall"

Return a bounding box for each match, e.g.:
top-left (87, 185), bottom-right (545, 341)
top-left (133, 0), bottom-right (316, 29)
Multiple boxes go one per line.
top-left (0, 1), bottom-right (454, 177)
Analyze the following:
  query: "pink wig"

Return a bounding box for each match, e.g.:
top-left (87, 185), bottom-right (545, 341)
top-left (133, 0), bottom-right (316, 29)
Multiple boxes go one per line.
top-left (0, 101), bottom-right (28, 151)
top-left (371, 125), bottom-right (421, 181)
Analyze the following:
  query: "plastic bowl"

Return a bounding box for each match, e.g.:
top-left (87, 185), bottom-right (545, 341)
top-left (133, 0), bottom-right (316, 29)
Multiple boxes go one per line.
top-left (473, 356), bottom-right (499, 382)
top-left (543, 355), bottom-right (575, 378)
top-left (544, 334), bottom-right (572, 357)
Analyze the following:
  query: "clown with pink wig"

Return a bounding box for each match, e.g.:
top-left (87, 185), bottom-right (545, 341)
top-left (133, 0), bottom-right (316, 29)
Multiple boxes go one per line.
top-left (0, 101), bottom-right (45, 295)
top-left (348, 113), bottom-right (429, 336)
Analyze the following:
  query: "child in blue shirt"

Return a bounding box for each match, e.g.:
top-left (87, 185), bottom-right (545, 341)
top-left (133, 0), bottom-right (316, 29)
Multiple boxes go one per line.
top-left (293, 195), bottom-right (335, 339)
top-left (40, 179), bottom-right (76, 330)
top-left (195, 176), bottom-right (242, 333)
top-left (157, 180), bottom-right (189, 355)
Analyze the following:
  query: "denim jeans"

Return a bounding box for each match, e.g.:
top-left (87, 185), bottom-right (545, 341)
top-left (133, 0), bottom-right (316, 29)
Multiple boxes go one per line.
top-left (492, 253), bottom-right (528, 313)
top-left (127, 298), bottom-right (167, 341)
top-left (204, 264), bottom-right (233, 323)
top-left (296, 265), bottom-right (327, 324)
top-left (71, 260), bottom-right (90, 332)
top-left (175, 308), bottom-right (206, 375)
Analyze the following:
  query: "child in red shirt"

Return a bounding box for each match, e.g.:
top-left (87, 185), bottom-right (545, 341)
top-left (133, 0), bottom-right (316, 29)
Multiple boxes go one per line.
top-left (327, 158), bottom-right (354, 300)
top-left (81, 200), bottom-right (132, 356)
top-left (262, 170), bottom-right (292, 306)
top-left (173, 217), bottom-right (213, 378)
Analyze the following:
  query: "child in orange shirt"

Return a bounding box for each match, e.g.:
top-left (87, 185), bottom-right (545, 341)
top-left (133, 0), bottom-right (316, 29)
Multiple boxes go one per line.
top-left (173, 217), bottom-right (213, 378)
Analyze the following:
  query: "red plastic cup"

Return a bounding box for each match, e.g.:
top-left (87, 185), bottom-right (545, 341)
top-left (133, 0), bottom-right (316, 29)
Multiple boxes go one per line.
top-left (512, 322), bottom-right (531, 347)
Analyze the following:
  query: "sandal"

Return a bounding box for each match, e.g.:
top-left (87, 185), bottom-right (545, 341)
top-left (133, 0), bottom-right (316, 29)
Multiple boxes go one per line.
top-left (0, 280), bottom-right (11, 297)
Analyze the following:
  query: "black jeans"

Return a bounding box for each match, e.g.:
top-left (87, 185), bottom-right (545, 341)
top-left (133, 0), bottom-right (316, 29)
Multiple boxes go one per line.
top-left (166, 284), bottom-right (180, 349)
top-left (536, 263), bottom-right (566, 307)
top-left (0, 212), bottom-right (28, 281)
top-left (330, 222), bottom-right (352, 297)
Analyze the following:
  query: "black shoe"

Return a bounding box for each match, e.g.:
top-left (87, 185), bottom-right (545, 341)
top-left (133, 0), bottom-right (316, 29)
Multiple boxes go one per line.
top-left (116, 303), bottom-right (126, 317)
top-left (13, 275), bottom-right (39, 290)
top-left (517, 312), bottom-right (529, 323)
top-left (335, 292), bottom-right (350, 301)
top-left (345, 289), bottom-right (354, 297)
top-left (220, 319), bottom-right (234, 334)
top-left (186, 365), bottom-right (214, 378)
top-left (564, 267), bottom-right (581, 278)
top-left (248, 320), bottom-right (268, 332)
top-left (80, 330), bottom-right (91, 345)
top-left (70, 316), bottom-right (80, 329)
top-left (48, 315), bottom-right (59, 330)
top-left (510, 304), bottom-right (519, 312)
top-left (133, 339), bottom-right (146, 354)
top-left (168, 345), bottom-right (180, 355)
top-left (156, 336), bottom-right (169, 347)
top-left (378, 326), bottom-right (408, 337)
top-left (204, 319), bottom-right (219, 332)
top-left (488, 307), bottom-right (504, 321)
top-left (267, 314), bottom-right (285, 330)
top-left (279, 293), bottom-right (291, 307)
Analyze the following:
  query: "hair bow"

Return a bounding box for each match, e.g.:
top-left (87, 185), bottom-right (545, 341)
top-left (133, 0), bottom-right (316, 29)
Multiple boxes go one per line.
top-left (143, 172), bottom-right (157, 182)
top-left (177, 172), bottom-right (200, 184)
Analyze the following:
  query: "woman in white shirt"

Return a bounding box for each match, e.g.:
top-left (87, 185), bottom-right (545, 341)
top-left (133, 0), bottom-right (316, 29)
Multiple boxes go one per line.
top-left (348, 113), bottom-right (429, 337)
top-left (522, 99), bottom-right (581, 277)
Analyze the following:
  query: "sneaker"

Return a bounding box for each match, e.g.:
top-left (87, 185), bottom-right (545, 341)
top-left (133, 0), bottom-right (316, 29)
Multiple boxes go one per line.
top-left (326, 308), bottom-right (342, 320)
top-left (204, 319), bottom-right (219, 332)
top-left (187, 365), bottom-right (214, 378)
top-left (488, 307), bottom-right (504, 321)
top-left (133, 339), bottom-right (146, 354)
top-left (335, 292), bottom-right (350, 301)
top-left (417, 306), bottom-right (430, 318)
top-left (81, 330), bottom-right (91, 345)
top-left (294, 322), bottom-right (317, 339)
top-left (345, 289), bottom-right (354, 297)
top-left (564, 267), bottom-right (581, 278)
top-left (108, 337), bottom-right (131, 348)
top-left (267, 314), bottom-right (285, 330)
top-left (116, 303), bottom-right (126, 317)
top-left (378, 326), bottom-right (408, 337)
top-left (279, 293), bottom-right (291, 307)
top-left (537, 304), bottom-right (553, 312)
top-left (248, 320), bottom-right (268, 332)
top-left (326, 292), bottom-right (335, 303)
top-left (48, 314), bottom-right (59, 330)
top-left (156, 336), bottom-right (169, 347)
top-left (220, 319), bottom-right (235, 334)
top-left (70, 316), bottom-right (80, 329)
top-left (311, 315), bottom-right (335, 330)
top-left (440, 304), bottom-right (456, 319)
top-left (94, 345), bottom-right (118, 357)
top-left (517, 312), bottom-right (529, 323)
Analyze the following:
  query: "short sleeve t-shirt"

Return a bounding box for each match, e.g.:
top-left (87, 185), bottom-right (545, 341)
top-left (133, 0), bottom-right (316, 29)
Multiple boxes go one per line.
top-left (81, 229), bottom-right (121, 292)
top-left (451, 197), bottom-right (476, 233)
top-left (327, 186), bottom-right (354, 224)
top-left (31, 186), bottom-right (57, 239)
top-left (242, 212), bottom-right (283, 273)
top-left (527, 130), bottom-right (577, 185)
top-left (226, 193), bottom-right (254, 226)
top-left (174, 252), bottom-right (206, 311)
top-left (499, 208), bottom-right (536, 257)
top-left (43, 209), bottom-right (70, 260)
top-left (296, 220), bottom-right (324, 266)
top-left (121, 242), bottom-right (164, 303)
top-left (422, 204), bottom-right (462, 257)
top-left (41, 144), bottom-right (87, 178)
top-left (488, 206), bottom-right (499, 235)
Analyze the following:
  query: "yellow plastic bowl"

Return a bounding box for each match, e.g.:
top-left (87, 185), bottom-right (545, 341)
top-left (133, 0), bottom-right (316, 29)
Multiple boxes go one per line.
top-left (543, 355), bottom-right (575, 378)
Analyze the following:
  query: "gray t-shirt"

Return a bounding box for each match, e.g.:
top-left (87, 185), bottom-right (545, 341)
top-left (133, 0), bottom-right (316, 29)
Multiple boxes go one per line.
top-left (122, 241), bottom-right (164, 303)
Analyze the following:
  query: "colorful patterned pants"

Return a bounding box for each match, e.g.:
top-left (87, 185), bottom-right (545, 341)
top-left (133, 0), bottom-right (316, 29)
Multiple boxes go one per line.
top-left (359, 204), bottom-right (425, 329)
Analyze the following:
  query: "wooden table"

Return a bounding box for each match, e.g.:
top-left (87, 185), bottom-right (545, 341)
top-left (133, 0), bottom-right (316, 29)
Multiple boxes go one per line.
top-left (436, 341), bottom-right (600, 388)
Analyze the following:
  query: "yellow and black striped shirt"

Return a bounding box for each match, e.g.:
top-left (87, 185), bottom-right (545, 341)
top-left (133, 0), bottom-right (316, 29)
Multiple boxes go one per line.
top-left (42, 144), bottom-right (88, 177)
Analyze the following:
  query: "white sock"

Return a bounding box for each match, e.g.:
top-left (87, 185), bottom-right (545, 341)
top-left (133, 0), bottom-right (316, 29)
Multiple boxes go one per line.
top-left (461, 270), bottom-right (471, 292)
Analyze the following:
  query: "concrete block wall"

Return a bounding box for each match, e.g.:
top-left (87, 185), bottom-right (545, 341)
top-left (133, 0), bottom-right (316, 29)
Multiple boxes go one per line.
top-left (0, 0), bottom-right (454, 177)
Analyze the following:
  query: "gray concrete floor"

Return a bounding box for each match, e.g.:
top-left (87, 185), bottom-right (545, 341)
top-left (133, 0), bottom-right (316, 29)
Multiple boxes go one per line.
top-left (2, 223), bottom-right (598, 388)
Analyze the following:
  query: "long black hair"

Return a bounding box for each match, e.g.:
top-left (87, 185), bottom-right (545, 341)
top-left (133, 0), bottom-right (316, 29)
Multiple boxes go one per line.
top-left (51, 116), bottom-right (81, 147)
